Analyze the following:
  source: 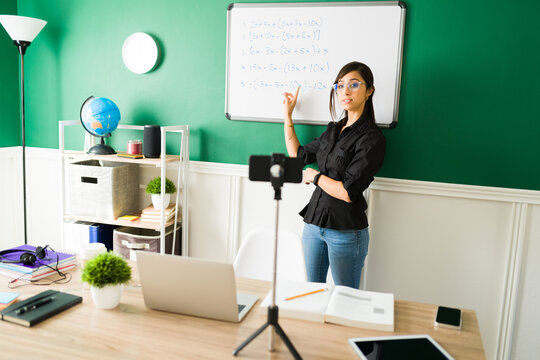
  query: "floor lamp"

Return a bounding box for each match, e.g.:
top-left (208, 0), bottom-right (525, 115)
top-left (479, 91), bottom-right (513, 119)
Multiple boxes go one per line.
top-left (0, 15), bottom-right (47, 244)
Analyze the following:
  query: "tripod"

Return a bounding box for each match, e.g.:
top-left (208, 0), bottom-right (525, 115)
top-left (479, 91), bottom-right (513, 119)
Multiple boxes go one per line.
top-left (233, 154), bottom-right (303, 359)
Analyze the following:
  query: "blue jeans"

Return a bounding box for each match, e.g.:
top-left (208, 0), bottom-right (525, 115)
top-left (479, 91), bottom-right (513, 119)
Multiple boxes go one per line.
top-left (302, 223), bottom-right (369, 289)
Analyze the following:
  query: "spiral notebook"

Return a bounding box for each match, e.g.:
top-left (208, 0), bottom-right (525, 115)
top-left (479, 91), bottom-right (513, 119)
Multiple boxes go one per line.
top-left (0, 245), bottom-right (77, 281)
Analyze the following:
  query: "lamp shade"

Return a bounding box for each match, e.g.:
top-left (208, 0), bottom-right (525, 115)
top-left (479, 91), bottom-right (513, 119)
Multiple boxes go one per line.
top-left (0, 15), bottom-right (46, 42)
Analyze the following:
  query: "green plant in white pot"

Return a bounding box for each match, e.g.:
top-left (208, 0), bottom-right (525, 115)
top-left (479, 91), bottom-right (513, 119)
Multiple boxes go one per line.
top-left (146, 176), bottom-right (176, 210)
top-left (81, 251), bottom-right (131, 309)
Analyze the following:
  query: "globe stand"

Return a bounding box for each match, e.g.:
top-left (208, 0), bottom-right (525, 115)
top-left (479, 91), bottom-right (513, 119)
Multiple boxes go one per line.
top-left (87, 137), bottom-right (116, 155)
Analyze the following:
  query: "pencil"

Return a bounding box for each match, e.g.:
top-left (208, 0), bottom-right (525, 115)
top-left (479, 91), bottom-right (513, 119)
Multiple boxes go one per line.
top-left (285, 288), bottom-right (327, 301)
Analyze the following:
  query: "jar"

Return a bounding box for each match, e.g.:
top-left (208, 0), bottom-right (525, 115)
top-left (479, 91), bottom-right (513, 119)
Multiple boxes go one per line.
top-left (127, 139), bottom-right (142, 155)
top-left (80, 243), bottom-right (107, 269)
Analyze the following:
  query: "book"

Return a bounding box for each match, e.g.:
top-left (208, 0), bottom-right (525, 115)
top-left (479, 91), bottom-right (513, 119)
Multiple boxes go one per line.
top-left (139, 217), bottom-right (175, 223)
top-left (139, 212), bottom-right (176, 223)
top-left (117, 153), bottom-right (143, 159)
top-left (260, 281), bottom-right (394, 332)
top-left (89, 224), bottom-right (116, 251)
top-left (118, 215), bottom-right (140, 222)
top-left (0, 262), bottom-right (77, 282)
top-left (141, 204), bottom-right (177, 216)
top-left (0, 245), bottom-right (77, 281)
top-left (0, 290), bottom-right (82, 327)
top-left (0, 292), bottom-right (19, 310)
top-left (140, 204), bottom-right (178, 223)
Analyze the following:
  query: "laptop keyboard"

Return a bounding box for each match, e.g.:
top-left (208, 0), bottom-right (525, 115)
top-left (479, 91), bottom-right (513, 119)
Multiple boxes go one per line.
top-left (237, 304), bottom-right (246, 313)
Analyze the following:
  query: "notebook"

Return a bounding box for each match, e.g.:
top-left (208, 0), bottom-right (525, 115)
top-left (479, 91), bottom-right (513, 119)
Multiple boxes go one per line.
top-left (136, 251), bottom-right (258, 322)
top-left (0, 290), bottom-right (82, 327)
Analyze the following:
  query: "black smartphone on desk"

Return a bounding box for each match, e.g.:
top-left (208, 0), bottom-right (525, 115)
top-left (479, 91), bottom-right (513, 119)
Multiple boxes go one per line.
top-left (434, 306), bottom-right (462, 330)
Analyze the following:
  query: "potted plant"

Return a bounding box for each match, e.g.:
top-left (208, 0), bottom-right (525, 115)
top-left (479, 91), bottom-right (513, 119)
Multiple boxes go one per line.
top-left (81, 251), bottom-right (132, 309)
top-left (146, 176), bottom-right (176, 210)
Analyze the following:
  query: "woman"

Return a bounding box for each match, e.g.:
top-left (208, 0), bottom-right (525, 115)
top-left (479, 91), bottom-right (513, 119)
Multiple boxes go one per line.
top-left (282, 61), bottom-right (386, 289)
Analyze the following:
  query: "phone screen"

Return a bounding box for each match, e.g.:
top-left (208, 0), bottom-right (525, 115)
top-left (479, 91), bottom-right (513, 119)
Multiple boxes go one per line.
top-left (436, 306), bottom-right (461, 327)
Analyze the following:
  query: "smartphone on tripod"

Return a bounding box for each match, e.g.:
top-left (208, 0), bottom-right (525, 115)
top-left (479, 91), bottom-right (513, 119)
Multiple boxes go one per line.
top-left (249, 154), bottom-right (303, 183)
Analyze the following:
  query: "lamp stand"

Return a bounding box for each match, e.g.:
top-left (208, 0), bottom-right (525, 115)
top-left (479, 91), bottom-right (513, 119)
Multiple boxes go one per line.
top-left (16, 40), bottom-right (30, 244)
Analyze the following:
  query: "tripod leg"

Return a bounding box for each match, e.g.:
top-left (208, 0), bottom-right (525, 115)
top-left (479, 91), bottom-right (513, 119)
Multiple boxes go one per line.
top-left (274, 323), bottom-right (302, 360)
top-left (268, 327), bottom-right (275, 351)
top-left (233, 322), bottom-right (270, 356)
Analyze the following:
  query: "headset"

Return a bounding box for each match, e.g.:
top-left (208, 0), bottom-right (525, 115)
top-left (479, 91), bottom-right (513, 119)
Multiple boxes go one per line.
top-left (1, 245), bottom-right (72, 288)
top-left (0, 245), bottom-right (50, 266)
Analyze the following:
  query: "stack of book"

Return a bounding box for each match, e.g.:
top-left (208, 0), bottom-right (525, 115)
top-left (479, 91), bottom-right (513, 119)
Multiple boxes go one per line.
top-left (0, 292), bottom-right (19, 310)
top-left (139, 204), bottom-right (177, 223)
top-left (0, 245), bottom-right (77, 282)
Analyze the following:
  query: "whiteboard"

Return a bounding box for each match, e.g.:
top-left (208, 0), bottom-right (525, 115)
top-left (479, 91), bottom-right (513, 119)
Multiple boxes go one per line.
top-left (225, 2), bottom-right (406, 128)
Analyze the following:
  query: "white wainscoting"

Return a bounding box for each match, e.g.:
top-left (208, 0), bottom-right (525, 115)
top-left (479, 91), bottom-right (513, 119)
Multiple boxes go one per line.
top-left (508, 204), bottom-right (540, 360)
top-left (366, 179), bottom-right (540, 360)
top-left (26, 147), bottom-right (63, 249)
top-left (187, 161), bottom-right (313, 262)
top-left (0, 147), bottom-right (64, 249)
top-left (1, 146), bottom-right (539, 360)
top-left (0, 147), bottom-right (24, 249)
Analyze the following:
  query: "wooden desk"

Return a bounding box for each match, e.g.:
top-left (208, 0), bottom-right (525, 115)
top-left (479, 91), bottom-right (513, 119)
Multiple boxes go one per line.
top-left (0, 268), bottom-right (485, 359)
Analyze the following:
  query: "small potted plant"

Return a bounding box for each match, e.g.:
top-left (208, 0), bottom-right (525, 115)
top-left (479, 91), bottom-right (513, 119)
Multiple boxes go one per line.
top-left (146, 176), bottom-right (176, 210)
top-left (81, 251), bottom-right (132, 309)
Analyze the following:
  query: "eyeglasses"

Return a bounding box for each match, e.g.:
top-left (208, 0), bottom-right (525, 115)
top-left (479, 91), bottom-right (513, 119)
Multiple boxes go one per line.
top-left (332, 81), bottom-right (365, 93)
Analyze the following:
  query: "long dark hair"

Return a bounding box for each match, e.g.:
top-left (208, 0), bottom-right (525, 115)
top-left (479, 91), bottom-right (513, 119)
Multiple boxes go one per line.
top-left (329, 61), bottom-right (375, 124)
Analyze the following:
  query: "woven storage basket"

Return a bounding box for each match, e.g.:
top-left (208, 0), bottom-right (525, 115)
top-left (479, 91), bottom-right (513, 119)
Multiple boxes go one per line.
top-left (65, 160), bottom-right (139, 219)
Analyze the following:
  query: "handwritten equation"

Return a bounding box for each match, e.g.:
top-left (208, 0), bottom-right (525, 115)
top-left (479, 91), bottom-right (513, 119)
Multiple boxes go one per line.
top-left (241, 62), bottom-right (330, 74)
top-left (234, 15), bottom-right (332, 92)
top-left (243, 44), bottom-right (328, 57)
top-left (240, 79), bottom-right (329, 91)
top-left (245, 29), bottom-right (321, 42)
top-left (244, 17), bottom-right (323, 29)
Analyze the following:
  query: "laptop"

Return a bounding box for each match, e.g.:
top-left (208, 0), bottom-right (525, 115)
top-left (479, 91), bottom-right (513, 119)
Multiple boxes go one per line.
top-left (136, 251), bottom-right (258, 322)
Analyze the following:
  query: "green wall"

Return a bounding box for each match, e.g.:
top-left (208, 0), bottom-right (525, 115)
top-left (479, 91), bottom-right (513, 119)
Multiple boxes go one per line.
top-left (0, 0), bottom-right (20, 147)
top-left (15, 0), bottom-right (540, 191)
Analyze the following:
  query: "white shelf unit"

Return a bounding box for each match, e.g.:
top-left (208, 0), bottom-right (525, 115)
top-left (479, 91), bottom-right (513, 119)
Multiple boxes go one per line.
top-left (59, 121), bottom-right (189, 256)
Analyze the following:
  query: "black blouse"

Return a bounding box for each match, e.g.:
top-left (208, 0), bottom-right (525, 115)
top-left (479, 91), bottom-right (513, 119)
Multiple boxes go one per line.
top-left (297, 115), bottom-right (386, 230)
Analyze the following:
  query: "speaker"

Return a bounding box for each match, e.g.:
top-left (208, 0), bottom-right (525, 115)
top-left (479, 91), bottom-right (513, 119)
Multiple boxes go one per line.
top-left (143, 125), bottom-right (161, 158)
top-left (0, 245), bottom-right (49, 266)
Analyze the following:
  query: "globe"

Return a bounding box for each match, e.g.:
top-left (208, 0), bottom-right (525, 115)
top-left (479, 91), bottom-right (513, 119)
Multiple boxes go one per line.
top-left (80, 96), bottom-right (120, 154)
top-left (81, 96), bottom-right (120, 137)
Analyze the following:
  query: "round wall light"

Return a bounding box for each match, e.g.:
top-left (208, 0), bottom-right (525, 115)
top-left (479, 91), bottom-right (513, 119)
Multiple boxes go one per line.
top-left (122, 32), bottom-right (158, 74)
